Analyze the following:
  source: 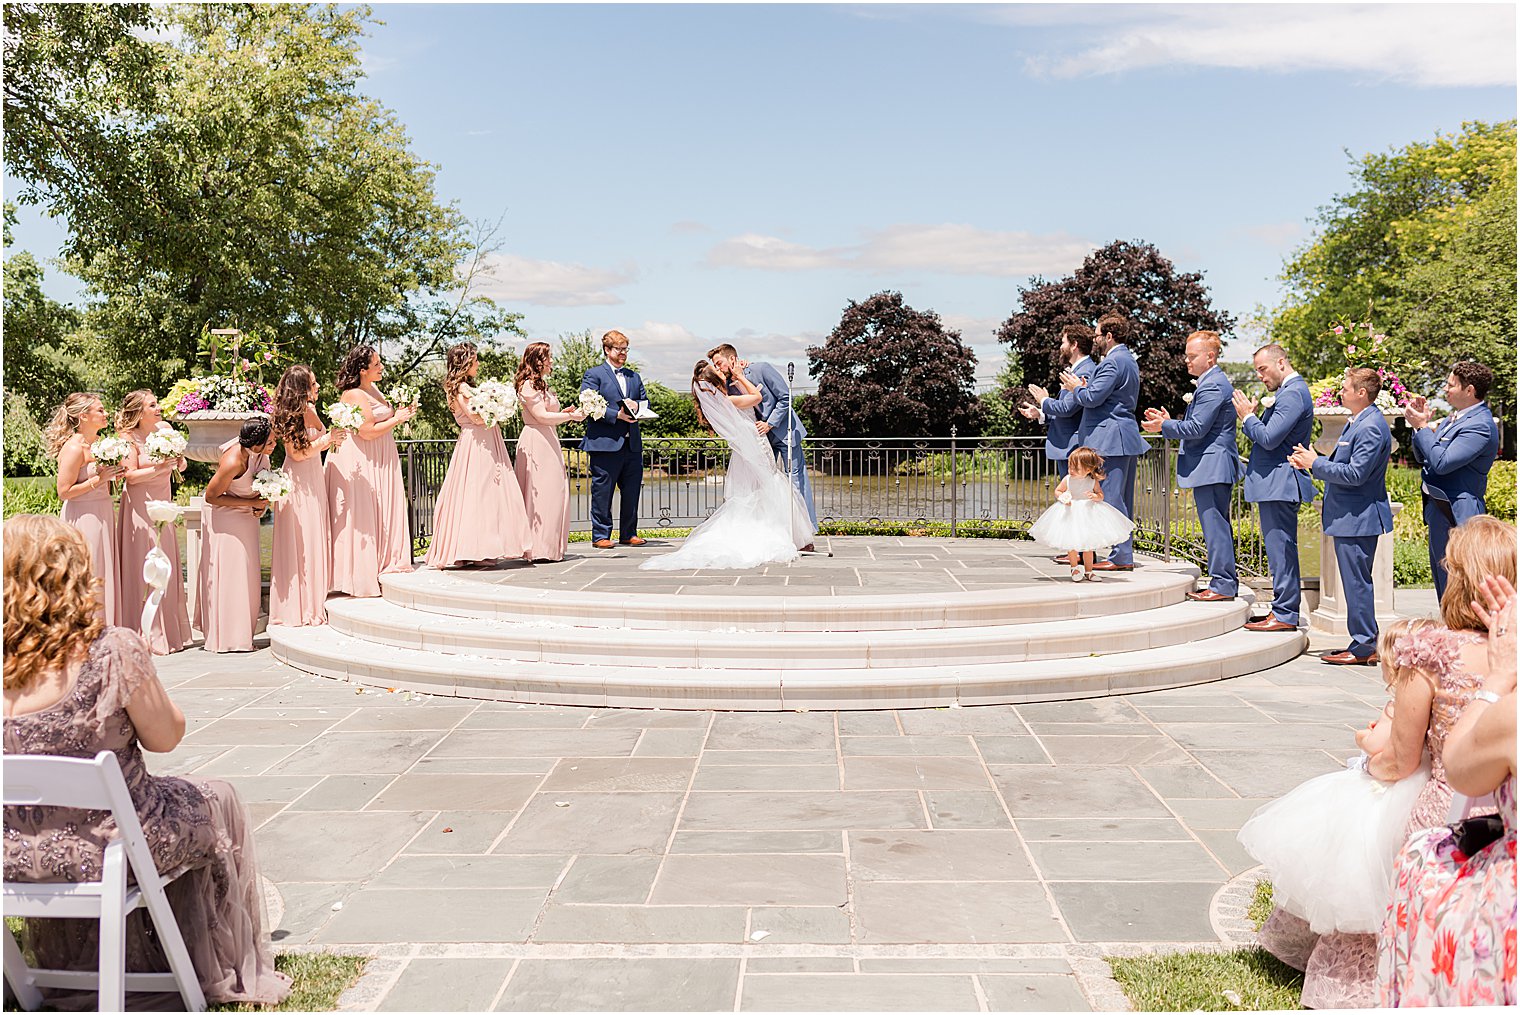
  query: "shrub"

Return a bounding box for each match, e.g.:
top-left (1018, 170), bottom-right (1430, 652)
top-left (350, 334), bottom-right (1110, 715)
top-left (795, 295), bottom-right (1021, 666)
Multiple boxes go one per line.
top-left (2, 390), bottom-right (53, 478)
top-left (1487, 460), bottom-right (1516, 520)
top-left (2, 477), bottom-right (62, 519)
top-left (1393, 537), bottom-right (1434, 587)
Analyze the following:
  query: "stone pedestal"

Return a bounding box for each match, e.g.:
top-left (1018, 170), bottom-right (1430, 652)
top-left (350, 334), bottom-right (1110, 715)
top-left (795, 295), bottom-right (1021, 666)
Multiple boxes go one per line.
top-left (178, 411), bottom-right (269, 463)
top-left (1309, 501), bottom-right (1405, 638)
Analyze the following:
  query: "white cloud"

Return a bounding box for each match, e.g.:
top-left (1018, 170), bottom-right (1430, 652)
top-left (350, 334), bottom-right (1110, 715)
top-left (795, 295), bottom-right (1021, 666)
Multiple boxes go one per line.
top-left (474, 253), bottom-right (635, 308)
top-left (706, 225), bottom-right (1094, 278)
top-left (1014, 4), bottom-right (1515, 88)
top-left (939, 314), bottom-right (1004, 345)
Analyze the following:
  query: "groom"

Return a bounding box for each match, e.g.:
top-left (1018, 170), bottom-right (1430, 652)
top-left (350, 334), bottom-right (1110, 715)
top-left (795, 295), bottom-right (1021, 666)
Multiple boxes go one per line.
top-left (708, 344), bottom-right (819, 537)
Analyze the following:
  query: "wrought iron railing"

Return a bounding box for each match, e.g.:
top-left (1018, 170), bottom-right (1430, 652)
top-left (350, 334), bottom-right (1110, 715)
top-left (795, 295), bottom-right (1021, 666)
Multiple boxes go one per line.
top-left (399, 433), bottom-right (1275, 579)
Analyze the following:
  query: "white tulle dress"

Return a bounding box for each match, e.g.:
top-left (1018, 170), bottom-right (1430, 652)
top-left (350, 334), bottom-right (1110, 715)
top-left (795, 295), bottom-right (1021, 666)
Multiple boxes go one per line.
top-left (1237, 755), bottom-right (1431, 934)
top-left (1027, 474), bottom-right (1134, 552)
top-left (640, 383), bottom-right (815, 571)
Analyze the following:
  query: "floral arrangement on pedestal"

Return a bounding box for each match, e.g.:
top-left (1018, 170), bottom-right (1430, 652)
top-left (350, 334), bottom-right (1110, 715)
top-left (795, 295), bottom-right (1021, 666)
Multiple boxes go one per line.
top-left (1308, 317), bottom-right (1417, 415)
top-left (163, 327), bottom-right (286, 461)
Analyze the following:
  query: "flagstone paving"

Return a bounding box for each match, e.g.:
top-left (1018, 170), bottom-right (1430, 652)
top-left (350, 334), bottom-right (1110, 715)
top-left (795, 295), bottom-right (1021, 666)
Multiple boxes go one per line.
top-left (141, 588), bottom-right (1438, 1011)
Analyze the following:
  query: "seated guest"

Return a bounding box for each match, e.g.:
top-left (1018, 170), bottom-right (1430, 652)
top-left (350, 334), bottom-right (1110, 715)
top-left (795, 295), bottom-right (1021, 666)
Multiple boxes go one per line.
top-left (1403, 360), bottom-right (1500, 598)
top-left (1288, 368), bottom-right (1393, 664)
top-left (2, 514), bottom-right (291, 1008)
top-left (1378, 573), bottom-right (1516, 1007)
top-left (1253, 514), bottom-right (1515, 1007)
top-left (1142, 330), bottom-right (1243, 601)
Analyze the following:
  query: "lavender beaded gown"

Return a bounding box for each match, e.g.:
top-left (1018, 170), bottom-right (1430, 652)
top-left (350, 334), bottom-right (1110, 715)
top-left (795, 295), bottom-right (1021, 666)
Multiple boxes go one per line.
top-left (2, 629), bottom-right (291, 1009)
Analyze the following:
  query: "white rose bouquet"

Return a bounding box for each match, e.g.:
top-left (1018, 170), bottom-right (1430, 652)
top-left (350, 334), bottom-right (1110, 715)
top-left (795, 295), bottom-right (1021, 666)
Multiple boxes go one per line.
top-left (468, 379), bottom-right (519, 427)
top-left (327, 401), bottom-right (364, 431)
top-left (251, 468), bottom-right (294, 503)
top-left (386, 383), bottom-right (418, 407)
top-left (143, 424), bottom-right (189, 463)
top-left (145, 500), bottom-right (185, 525)
top-left (578, 389), bottom-right (608, 420)
top-left (89, 435), bottom-right (132, 467)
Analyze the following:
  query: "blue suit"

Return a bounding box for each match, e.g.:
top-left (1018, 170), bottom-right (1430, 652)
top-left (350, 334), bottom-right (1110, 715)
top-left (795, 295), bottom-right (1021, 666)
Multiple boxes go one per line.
top-left (1160, 366), bottom-right (1244, 596)
top-left (579, 361), bottom-right (646, 542)
top-left (1039, 355), bottom-right (1097, 476)
top-left (1073, 343), bottom-right (1149, 566)
top-left (1241, 374), bottom-right (1315, 624)
top-left (743, 362), bottom-right (818, 528)
top-left (1412, 403), bottom-right (1499, 597)
top-left (1311, 407), bottom-right (1393, 657)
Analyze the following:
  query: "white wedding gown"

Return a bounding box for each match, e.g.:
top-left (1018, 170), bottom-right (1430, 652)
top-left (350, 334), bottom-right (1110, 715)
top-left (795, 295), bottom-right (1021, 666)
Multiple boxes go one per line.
top-left (640, 383), bottom-right (815, 571)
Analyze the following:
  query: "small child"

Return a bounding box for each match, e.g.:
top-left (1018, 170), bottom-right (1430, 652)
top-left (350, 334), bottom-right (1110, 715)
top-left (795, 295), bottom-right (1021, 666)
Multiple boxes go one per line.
top-left (1028, 447), bottom-right (1136, 582)
top-left (1237, 618), bottom-right (1441, 935)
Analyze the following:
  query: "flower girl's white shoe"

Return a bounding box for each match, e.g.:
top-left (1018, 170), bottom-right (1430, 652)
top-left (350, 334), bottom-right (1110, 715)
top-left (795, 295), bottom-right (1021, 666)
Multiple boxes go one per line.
top-left (1070, 566), bottom-right (1084, 582)
top-left (1084, 571), bottom-right (1101, 582)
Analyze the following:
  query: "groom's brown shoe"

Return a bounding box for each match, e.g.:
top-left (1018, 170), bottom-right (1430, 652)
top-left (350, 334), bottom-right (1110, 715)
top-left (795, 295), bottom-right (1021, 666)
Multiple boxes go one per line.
top-left (800, 543), bottom-right (816, 553)
top-left (620, 536), bottom-right (647, 547)
top-left (593, 539), bottom-right (615, 549)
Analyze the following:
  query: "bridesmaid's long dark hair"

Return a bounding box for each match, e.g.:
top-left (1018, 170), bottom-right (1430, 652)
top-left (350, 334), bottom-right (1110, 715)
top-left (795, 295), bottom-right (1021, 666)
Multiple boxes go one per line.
top-left (336, 345), bottom-right (377, 393)
top-left (443, 342), bottom-right (478, 406)
top-left (273, 365), bottom-right (318, 454)
top-left (514, 342), bottom-right (552, 395)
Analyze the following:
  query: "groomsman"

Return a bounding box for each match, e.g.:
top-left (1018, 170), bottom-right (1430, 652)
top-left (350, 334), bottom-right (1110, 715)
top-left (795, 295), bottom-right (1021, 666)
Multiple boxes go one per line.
top-left (1233, 344), bottom-right (1315, 631)
top-left (1021, 324), bottom-right (1097, 477)
top-left (1403, 360), bottom-right (1500, 598)
top-left (1289, 368), bottom-right (1393, 665)
top-left (1063, 313), bottom-right (1149, 570)
top-left (1142, 331), bottom-right (1244, 601)
top-left (580, 330), bottom-right (647, 548)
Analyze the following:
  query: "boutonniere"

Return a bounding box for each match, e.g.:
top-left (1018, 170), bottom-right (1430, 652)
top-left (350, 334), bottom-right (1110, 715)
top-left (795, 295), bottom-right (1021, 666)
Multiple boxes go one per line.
top-left (1260, 394), bottom-right (1276, 408)
top-left (1183, 393), bottom-right (1194, 404)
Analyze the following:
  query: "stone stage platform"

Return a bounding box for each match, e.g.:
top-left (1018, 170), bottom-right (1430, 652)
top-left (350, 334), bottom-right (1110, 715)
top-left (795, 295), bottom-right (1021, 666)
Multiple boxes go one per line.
top-left (268, 537), bottom-right (1306, 710)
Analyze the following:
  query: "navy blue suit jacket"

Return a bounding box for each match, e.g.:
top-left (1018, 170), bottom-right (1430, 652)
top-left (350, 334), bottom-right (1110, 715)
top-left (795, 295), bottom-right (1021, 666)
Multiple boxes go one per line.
top-left (1311, 407), bottom-right (1394, 537)
top-left (1241, 375), bottom-right (1316, 503)
top-left (1074, 344), bottom-right (1150, 458)
top-left (1039, 356), bottom-right (1096, 460)
top-left (1160, 365), bottom-right (1245, 488)
top-left (579, 361), bottom-right (646, 454)
top-left (1412, 403), bottom-right (1499, 519)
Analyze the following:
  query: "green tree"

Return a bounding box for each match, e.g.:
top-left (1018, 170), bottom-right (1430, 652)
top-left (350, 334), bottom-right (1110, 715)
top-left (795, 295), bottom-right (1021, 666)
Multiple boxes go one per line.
top-left (5, 4), bottom-right (520, 396)
top-left (2, 205), bottom-right (90, 414)
top-left (1268, 121), bottom-right (1517, 404)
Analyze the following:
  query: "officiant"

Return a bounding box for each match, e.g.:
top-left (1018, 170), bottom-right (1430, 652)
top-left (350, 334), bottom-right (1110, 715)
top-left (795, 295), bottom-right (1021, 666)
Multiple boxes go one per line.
top-left (580, 330), bottom-right (647, 548)
top-left (708, 344), bottom-right (818, 534)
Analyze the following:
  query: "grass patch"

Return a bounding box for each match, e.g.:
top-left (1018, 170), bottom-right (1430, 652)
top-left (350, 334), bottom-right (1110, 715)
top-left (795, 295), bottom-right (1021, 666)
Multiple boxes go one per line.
top-left (6, 917), bottom-right (365, 1012)
top-left (1107, 948), bottom-right (1303, 1011)
top-left (1248, 880), bottom-right (1275, 931)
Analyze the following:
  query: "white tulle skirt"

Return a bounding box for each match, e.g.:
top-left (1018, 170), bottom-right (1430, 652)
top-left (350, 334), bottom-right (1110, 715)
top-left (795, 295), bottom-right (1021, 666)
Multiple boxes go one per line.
top-left (1236, 758), bottom-right (1431, 934)
top-left (1027, 498), bottom-right (1135, 552)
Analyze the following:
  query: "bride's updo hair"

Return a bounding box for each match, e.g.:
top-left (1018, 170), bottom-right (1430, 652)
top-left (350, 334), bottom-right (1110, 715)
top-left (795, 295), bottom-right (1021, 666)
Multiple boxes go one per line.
top-left (690, 360), bottom-right (728, 431)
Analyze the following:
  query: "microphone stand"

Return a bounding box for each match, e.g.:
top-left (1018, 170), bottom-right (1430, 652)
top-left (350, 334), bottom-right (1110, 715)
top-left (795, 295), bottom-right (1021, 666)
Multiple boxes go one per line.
top-left (786, 362), bottom-right (826, 556)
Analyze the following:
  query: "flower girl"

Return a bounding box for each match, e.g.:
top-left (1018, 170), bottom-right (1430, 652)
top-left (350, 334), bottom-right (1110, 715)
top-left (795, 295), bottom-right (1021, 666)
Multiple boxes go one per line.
top-left (1237, 618), bottom-right (1439, 935)
top-left (1028, 447), bottom-right (1135, 582)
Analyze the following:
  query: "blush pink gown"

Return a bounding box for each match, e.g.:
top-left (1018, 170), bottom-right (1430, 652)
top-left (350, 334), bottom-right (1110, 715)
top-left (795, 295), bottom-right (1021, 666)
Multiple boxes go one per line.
top-left (270, 426), bottom-right (332, 626)
top-left (515, 385), bottom-right (572, 562)
top-left (59, 451), bottom-right (119, 625)
top-left (196, 445), bottom-right (267, 653)
top-left (425, 396), bottom-right (532, 567)
top-left (115, 437), bottom-right (191, 653)
top-left (328, 389), bottom-right (413, 597)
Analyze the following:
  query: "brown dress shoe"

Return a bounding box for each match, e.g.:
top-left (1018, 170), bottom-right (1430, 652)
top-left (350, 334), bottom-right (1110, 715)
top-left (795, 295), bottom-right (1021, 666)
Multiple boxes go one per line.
top-left (1322, 650), bottom-right (1379, 666)
top-left (593, 538), bottom-right (615, 549)
top-left (1090, 561), bottom-right (1135, 572)
top-left (800, 543), bottom-right (816, 553)
top-left (1244, 617), bottom-right (1298, 633)
top-left (620, 536), bottom-right (647, 546)
top-left (1186, 589), bottom-right (1235, 602)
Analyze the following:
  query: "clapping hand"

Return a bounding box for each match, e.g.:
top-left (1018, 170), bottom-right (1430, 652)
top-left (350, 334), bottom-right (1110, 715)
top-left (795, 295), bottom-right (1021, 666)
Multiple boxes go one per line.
top-left (1475, 575), bottom-right (1517, 696)
top-left (1403, 394), bottom-right (1432, 429)
top-left (1017, 403), bottom-right (1041, 421)
top-left (1140, 407), bottom-right (1168, 434)
top-left (1232, 390), bottom-right (1257, 420)
top-left (1058, 370), bottom-right (1085, 392)
top-left (1287, 443), bottom-right (1318, 470)
top-left (1027, 384), bottom-right (1050, 404)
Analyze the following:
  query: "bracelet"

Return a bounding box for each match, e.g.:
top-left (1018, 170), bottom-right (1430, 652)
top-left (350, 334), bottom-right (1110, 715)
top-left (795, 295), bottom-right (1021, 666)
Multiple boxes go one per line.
top-left (1473, 690), bottom-right (1502, 705)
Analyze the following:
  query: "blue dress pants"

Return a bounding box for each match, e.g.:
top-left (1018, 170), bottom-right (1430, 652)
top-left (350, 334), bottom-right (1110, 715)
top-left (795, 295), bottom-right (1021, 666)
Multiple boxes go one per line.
top-left (1333, 534), bottom-right (1379, 657)
top-left (1256, 500), bottom-right (1303, 625)
top-left (1100, 455), bottom-right (1137, 566)
top-left (1192, 483), bottom-right (1238, 596)
top-left (589, 445), bottom-right (642, 542)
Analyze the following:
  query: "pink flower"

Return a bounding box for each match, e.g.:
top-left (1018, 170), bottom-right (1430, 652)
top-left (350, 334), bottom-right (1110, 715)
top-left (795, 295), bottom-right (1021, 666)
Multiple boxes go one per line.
top-left (264, 351), bottom-right (275, 361)
top-left (241, 358), bottom-right (252, 370)
top-left (1348, 345), bottom-right (1357, 355)
top-left (1333, 326), bottom-right (1344, 335)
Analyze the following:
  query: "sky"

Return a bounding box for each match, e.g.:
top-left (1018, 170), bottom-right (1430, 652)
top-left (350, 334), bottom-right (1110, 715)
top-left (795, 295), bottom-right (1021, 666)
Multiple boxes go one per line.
top-left (6, 2), bottom-right (1516, 389)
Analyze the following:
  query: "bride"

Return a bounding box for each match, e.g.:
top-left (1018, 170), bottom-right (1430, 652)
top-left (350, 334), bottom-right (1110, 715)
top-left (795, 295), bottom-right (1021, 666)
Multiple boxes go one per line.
top-left (640, 360), bottom-right (815, 571)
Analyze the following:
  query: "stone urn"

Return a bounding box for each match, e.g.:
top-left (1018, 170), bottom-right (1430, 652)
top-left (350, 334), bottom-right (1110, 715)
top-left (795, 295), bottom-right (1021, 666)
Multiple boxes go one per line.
top-left (176, 410), bottom-right (270, 463)
top-left (1311, 407), bottom-right (1405, 455)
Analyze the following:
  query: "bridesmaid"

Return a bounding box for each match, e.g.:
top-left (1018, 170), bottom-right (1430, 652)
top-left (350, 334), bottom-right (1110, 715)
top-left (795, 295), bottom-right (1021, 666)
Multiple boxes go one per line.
top-left (46, 392), bottom-right (123, 624)
top-left (328, 344), bottom-right (417, 597)
top-left (425, 341), bottom-right (534, 568)
top-left (514, 341), bottom-right (585, 563)
top-left (270, 365), bottom-right (347, 626)
top-left (198, 418), bottom-right (275, 653)
top-left (114, 389), bottom-right (192, 653)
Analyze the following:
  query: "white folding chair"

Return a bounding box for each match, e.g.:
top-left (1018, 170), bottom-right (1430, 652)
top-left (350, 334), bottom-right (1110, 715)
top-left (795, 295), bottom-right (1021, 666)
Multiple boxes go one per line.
top-left (2, 750), bottom-right (206, 1012)
top-left (1447, 791), bottom-right (1496, 822)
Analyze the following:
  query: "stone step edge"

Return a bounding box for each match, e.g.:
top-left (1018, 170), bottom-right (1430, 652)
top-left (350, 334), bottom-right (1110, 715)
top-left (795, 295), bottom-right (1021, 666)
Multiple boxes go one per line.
top-left (377, 567), bottom-right (1205, 631)
top-left (321, 595), bottom-right (1256, 669)
top-left (267, 626), bottom-right (1307, 711)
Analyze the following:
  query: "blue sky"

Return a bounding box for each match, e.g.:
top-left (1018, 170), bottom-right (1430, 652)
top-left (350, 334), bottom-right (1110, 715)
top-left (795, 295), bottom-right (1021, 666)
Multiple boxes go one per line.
top-left (7, 3), bottom-right (1515, 388)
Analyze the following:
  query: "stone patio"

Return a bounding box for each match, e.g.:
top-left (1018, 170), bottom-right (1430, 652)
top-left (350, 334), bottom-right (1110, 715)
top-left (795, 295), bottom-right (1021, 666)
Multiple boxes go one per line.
top-left (139, 584), bottom-right (1437, 1011)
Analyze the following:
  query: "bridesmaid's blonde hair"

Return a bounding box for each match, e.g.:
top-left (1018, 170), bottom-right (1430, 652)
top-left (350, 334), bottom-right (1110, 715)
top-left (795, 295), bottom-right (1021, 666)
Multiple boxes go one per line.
top-left (44, 392), bottom-right (101, 459)
top-left (443, 342), bottom-right (478, 406)
top-left (114, 389), bottom-right (157, 434)
top-left (3, 515), bottom-right (104, 691)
